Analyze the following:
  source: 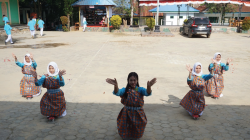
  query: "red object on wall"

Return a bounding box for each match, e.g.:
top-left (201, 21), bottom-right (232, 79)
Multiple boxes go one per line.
top-left (30, 13), bottom-right (37, 18)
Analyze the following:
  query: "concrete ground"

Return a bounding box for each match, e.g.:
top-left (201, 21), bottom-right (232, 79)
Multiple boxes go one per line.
top-left (0, 31), bottom-right (250, 140)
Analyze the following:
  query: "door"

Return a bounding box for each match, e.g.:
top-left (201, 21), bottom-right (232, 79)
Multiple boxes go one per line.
top-left (1, 2), bottom-right (7, 17)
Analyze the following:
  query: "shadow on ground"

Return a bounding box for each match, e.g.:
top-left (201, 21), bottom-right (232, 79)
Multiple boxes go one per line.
top-left (0, 95), bottom-right (250, 140)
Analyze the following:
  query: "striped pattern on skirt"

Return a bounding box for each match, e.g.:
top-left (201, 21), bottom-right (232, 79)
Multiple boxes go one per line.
top-left (20, 74), bottom-right (40, 96)
top-left (117, 88), bottom-right (147, 139)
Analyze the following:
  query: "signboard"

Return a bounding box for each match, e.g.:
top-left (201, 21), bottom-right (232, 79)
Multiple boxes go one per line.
top-left (89, 5), bottom-right (94, 8)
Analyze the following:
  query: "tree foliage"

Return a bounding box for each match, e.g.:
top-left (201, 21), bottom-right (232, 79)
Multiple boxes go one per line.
top-left (242, 18), bottom-right (250, 31)
top-left (111, 15), bottom-right (122, 29)
top-left (146, 18), bottom-right (155, 31)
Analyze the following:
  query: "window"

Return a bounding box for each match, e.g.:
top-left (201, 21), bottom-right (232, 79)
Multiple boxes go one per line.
top-left (188, 16), bottom-right (191, 19)
top-left (179, 16), bottom-right (183, 19)
top-left (170, 16), bottom-right (174, 19)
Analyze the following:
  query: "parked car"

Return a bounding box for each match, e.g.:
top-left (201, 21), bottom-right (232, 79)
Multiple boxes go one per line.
top-left (181, 17), bottom-right (212, 38)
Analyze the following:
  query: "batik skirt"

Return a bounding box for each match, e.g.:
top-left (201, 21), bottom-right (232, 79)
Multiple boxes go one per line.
top-left (117, 106), bottom-right (147, 139)
top-left (20, 74), bottom-right (41, 97)
top-left (40, 89), bottom-right (66, 117)
top-left (206, 74), bottom-right (224, 97)
top-left (180, 90), bottom-right (205, 115)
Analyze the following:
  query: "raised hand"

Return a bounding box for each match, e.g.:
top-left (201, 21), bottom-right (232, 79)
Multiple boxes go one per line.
top-left (186, 64), bottom-right (192, 73)
top-left (12, 53), bottom-right (16, 59)
top-left (59, 70), bottom-right (66, 77)
top-left (30, 70), bottom-right (37, 79)
top-left (30, 53), bottom-right (33, 60)
top-left (227, 58), bottom-right (232, 64)
top-left (211, 58), bottom-right (217, 64)
top-left (106, 78), bottom-right (118, 86)
top-left (147, 78), bottom-right (157, 87)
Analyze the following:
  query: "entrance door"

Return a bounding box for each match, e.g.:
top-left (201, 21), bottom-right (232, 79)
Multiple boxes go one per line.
top-left (1, 2), bottom-right (7, 17)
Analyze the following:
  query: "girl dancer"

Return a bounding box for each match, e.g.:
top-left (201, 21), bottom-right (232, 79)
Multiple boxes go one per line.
top-left (180, 62), bottom-right (214, 120)
top-left (206, 53), bottom-right (232, 99)
top-left (31, 62), bottom-right (67, 121)
top-left (106, 72), bottom-right (157, 140)
top-left (12, 53), bottom-right (41, 99)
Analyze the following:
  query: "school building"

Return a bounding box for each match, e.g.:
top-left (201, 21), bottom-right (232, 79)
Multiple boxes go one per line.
top-left (0, 0), bottom-right (20, 26)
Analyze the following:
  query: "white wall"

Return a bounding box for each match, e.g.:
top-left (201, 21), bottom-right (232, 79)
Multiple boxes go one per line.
top-left (163, 13), bottom-right (195, 25)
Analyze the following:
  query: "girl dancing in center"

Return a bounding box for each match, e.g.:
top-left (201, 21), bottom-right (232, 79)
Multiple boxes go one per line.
top-left (180, 62), bottom-right (214, 120)
top-left (31, 62), bottom-right (67, 121)
top-left (106, 72), bottom-right (157, 140)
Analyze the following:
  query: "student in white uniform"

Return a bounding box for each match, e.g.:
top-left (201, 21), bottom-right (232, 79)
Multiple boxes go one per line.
top-left (38, 17), bottom-right (45, 36)
top-left (83, 17), bottom-right (88, 32)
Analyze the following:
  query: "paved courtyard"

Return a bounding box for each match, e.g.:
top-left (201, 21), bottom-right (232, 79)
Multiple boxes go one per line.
top-left (0, 31), bottom-right (250, 140)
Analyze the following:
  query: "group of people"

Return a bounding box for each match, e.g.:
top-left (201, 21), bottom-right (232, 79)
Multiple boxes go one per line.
top-left (11, 52), bottom-right (231, 139)
top-left (12, 53), bottom-right (66, 121)
top-left (27, 16), bottom-right (45, 38)
top-left (3, 15), bottom-right (45, 45)
top-left (180, 53), bottom-right (231, 120)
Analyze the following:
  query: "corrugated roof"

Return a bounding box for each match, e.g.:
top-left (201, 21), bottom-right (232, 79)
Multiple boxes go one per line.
top-left (72, 0), bottom-right (117, 6)
top-left (149, 4), bottom-right (200, 13)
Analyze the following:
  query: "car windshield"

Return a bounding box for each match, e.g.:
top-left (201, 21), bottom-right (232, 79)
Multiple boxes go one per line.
top-left (195, 18), bottom-right (209, 24)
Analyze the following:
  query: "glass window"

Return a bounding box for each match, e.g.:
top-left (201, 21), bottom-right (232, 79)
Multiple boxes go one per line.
top-left (179, 16), bottom-right (183, 19)
top-left (170, 16), bottom-right (174, 19)
top-left (188, 16), bottom-right (191, 19)
top-left (195, 18), bottom-right (210, 24)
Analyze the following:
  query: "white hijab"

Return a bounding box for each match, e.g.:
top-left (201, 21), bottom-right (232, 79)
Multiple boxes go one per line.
top-left (47, 62), bottom-right (59, 77)
top-left (24, 54), bottom-right (32, 65)
top-left (192, 62), bottom-right (203, 76)
top-left (83, 17), bottom-right (86, 22)
top-left (213, 52), bottom-right (221, 64)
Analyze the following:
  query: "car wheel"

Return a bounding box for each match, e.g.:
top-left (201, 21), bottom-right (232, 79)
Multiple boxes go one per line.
top-left (207, 34), bottom-right (211, 38)
top-left (188, 31), bottom-right (192, 38)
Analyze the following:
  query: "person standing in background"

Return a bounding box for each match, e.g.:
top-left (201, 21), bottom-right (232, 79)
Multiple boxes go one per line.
top-left (38, 17), bottom-right (45, 36)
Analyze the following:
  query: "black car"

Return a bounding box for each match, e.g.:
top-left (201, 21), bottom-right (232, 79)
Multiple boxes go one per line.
top-left (181, 17), bottom-right (212, 38)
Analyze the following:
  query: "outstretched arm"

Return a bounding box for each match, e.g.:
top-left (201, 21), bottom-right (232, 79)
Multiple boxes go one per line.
top-left (106, 78), bottom-right (119, 94)
top-left (58, 70), bottom-right (66, 86)
top-left (12, 53), bottom-right (24, 68)
top-left (147, 78), bottom-right (157, 94)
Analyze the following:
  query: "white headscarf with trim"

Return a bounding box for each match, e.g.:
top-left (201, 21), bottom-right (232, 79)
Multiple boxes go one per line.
top-left (192, 62), bottom-right (203, 76)
top-left (47, 62), bottom-right (59, 77)
top-left (213, 52), bottom-right (221, 64)
top-left (24, 54), bottom-right (32, 65)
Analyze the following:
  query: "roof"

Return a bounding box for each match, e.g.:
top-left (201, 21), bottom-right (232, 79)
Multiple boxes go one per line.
top-left (149, 4), bottom-right (200, 13)
top-left (72, 0), bottom-right (117, 7)
top-left (195, 5), bottom-right (207, 12)
top-left (196, 4), bottom-right (250, 13)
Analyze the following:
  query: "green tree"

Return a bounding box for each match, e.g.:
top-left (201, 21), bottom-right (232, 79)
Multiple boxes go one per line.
top-left (242, 18), bottom-right (250, 31)
top-left (201, 3), bottom-right (236, 25)
top-left (146, 18), bottom-right (155, 33)
top-left (64, 0), bottom-right (75, 30)
top-left (111, 15), bottom-right (122, 29)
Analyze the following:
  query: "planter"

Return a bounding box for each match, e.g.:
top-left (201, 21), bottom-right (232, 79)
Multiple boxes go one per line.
top-left (154, 25), bottom-right (160, 32)
top-left (130, 25), bottom-right (139, 28)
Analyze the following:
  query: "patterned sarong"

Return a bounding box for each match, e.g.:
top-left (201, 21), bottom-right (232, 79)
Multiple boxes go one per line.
top-left (40, 77), bottom-right (66, 117)
top-left (20, 65), bottom-right (40, 96)
top-left (117, 88), bottom-right (147, 139)
top-left (180, 75), bottom-right (206, 115)
top-left (206, 64), bottom-right (224, 97)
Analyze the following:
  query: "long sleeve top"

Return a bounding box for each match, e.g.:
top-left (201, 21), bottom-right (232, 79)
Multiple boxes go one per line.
top-left (35, 75), bottom-right (65, 87)
top-left (187, 74), bottom-right (214, 82)
top-left (15, 60), bottom-right (37, 69)
top-left (113, 86), bottom-right (152, 97)
top-left (209, 63), bottom-right (229, 71)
